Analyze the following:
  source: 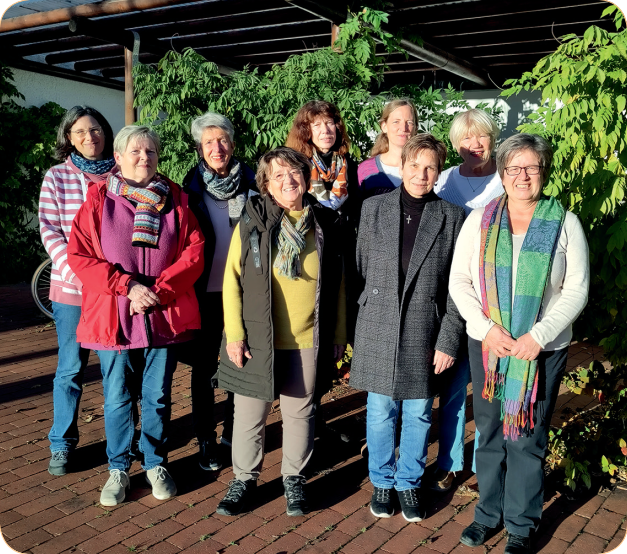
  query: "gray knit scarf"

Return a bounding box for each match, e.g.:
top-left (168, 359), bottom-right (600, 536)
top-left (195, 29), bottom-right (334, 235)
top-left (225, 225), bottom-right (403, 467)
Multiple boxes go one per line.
top-left (273, 204), bottom-right (313, 280)
top-left (199, 158), bottom-right (247, 226)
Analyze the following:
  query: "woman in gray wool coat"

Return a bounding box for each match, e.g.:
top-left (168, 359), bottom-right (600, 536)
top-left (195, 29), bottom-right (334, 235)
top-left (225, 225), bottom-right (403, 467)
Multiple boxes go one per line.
top-left (350, 134), bottom-right (466, 522)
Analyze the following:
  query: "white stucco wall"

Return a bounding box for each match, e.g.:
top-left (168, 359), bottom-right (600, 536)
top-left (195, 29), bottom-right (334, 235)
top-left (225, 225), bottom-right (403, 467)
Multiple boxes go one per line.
top-left (9, 67), bottom-right (126, 133)
top-left (460, 88), bottom-right (543, 140)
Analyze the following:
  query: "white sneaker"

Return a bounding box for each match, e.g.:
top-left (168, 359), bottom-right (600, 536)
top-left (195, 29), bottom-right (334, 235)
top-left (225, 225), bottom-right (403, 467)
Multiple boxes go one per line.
top-left (100, 469), bottom-right (130, 506)
top-left (145, 466), bottom-right (177, 500)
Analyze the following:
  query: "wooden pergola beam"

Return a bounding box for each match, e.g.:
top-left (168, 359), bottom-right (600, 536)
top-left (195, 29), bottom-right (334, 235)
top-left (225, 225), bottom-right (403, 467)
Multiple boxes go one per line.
top-left (284, 0), bottom-right (491, 87)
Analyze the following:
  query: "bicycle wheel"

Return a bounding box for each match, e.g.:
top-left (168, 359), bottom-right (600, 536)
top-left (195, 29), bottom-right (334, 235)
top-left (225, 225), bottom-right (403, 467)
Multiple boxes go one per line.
top-left (31, 259), bottom-right (54, 319)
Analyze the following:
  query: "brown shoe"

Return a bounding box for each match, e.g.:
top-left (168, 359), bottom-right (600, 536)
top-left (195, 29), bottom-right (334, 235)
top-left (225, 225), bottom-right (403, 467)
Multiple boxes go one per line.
top-left (429, 467), bottom-right (455, 492)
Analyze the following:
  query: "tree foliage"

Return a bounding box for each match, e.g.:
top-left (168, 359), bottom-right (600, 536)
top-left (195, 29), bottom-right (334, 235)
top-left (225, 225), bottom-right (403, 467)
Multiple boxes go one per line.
top-left (503, 6), bottom-right (627, 488)
top-left (134, 7), bottom-right (501, 183)
top-left (0, 62), bottom-right (65, 284)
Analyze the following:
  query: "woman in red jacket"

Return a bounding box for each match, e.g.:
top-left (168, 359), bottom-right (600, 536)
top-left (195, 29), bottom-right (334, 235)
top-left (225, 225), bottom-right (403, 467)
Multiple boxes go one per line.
top-left (68, 125), bottom-right (204, 507)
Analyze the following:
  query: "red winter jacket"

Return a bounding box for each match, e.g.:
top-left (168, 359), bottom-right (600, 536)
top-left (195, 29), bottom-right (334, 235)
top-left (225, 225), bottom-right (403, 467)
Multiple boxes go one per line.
top-left (67, 177), bottom-right (205, 347)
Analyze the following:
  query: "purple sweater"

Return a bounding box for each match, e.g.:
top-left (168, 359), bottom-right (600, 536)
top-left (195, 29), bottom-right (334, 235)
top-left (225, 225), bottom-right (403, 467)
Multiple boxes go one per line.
top-left (357, 156), bottom-right (398, 200)
top-left (82, 192), bottom-right (193, 350)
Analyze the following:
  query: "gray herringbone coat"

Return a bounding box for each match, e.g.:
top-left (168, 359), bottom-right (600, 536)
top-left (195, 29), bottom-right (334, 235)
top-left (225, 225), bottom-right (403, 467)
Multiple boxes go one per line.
top-left (350, 188), bottom-right (466, 400)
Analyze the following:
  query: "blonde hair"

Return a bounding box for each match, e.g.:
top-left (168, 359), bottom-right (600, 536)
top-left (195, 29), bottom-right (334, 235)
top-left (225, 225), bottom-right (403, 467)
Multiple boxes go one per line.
top-left (370, 98), bottom-right (419, 157)
top-left (113, 125), bottom-right (161, 156)
top-left (449, 109), bottom-right (500, 153)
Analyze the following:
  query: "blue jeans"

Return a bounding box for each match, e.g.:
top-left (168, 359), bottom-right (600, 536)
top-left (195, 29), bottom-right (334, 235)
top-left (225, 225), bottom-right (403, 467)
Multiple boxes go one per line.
top-left (97, 347), bottom-right (177, 471)
top-left (437, 355), bottom-right (470, 472)
top-left (48, 302), bottom-right (90, 453)
top-left (366, 392), bottom-right (434, 491)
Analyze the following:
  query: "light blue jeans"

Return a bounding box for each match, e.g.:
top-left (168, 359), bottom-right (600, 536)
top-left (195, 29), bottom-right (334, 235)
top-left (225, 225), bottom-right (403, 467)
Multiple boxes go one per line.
top-left (97, 347), bottom-right (177, 471)
top-left (437, 355), bottom-right (471, 472)
top-left (366, 392), bottom-right (434, 491)
top-left (48, 302), bottom-right (90, 453)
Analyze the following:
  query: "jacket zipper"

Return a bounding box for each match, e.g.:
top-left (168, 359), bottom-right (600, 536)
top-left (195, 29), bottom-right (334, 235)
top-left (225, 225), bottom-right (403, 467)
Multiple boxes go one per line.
top-left (268, 222), bottom-right (277, 396)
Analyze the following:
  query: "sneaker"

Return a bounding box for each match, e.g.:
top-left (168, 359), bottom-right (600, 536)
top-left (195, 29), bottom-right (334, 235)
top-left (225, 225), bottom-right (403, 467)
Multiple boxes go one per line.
top-left (429, 467), bottom-right (455, 493)
top-left (398, 488), bottom-right (426, 522)
top-left (100, 469), bottom-right (130, 506)
top-left (284, 476), bottom-right (310, 516)
top-left (145, 466), bottom-right (177, 500)
top-left (220, 435), bottom-right (232, 448)
top-left (198, 441), bottom-right (222, 471)
top-left (48, 451), bottom-right (70, 476)
top-left (460, 521), bottom-right (500, 547)
top-left (370, 487), bottom-right (394, 518)
top-left (216, 479), bottom-right (256, 516)
top-left (504, 532), bottom-right (532, 554)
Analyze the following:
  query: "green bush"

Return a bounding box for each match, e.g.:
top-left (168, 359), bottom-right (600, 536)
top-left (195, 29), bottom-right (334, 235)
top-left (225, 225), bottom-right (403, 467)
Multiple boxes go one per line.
top-left (134, 7), bottom-right (501, 184)
top-left (0, 62), bottom-right (65, 284)
top-left (503, 5), bottom-right (627, 488)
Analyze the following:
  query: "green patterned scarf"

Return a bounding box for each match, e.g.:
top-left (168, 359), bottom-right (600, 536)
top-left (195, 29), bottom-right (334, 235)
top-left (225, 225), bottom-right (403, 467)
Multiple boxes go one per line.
top-left (479, 193), bottom-right (565, 440)
top-left (273, 205), bottom-right (313, 280)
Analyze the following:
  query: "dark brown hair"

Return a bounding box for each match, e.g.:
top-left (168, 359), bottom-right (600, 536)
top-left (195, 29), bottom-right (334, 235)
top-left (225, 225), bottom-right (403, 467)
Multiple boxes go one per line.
top-left (54, 105), bottom-right (114, 161)
top-left (401, 134), bottom-right (447, 174)
top-left (256, 147), bottom-right (312, 197)
top-left (285, 100), bottom-right (351, 158)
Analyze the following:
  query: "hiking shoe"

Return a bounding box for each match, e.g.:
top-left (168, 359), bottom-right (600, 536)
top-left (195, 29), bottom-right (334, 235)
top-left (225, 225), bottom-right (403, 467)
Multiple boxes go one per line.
top-left (284, 476), bottom-right (310, 516)
top-left (100, 469), bottom-right (130, 506)
top-left (48, 451), bottom-right (70, 476)
top-left (198, 441), bottom-right (222, 471)
top-left (398, 488), bottom-right (426, 522)
top-left (370, 487), bottom-right (394, 518)
top-left (504, 533), bottom-right (532, 554)
top-left (217, 479), bottom-right (256, 516)
top-left (429, 467), bottom-right (455, 493)
top-left (145, 466), bottom-right (177, 500)
top-left (460, 521), bottom-right (500, 547)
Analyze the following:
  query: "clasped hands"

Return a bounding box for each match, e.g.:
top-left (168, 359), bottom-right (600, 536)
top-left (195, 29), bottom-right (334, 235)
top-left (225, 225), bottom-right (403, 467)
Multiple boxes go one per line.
top-left (127, 280), bottom-right (160, 316)
top-left (485, 325), bottom-right (541, 361)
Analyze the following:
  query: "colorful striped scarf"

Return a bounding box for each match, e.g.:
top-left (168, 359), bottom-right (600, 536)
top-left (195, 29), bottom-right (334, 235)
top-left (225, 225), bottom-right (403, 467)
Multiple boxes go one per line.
top-left (107, 171), bottom-right (170, 248)
top-left (479, 193), bottom-right (565, 440)
top-left (309, 150), bottom-right (348, 210)
top-left (273, 204), bottom-right (313, 280)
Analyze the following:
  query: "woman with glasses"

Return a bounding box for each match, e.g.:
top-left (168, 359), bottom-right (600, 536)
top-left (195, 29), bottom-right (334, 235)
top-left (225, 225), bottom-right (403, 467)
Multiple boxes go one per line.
top-left (214, 147), bottom-right (346, 518)
top-left (39, 105), bottom-right (115, 477)
top-left (449, 134), bottom-right (589, 554)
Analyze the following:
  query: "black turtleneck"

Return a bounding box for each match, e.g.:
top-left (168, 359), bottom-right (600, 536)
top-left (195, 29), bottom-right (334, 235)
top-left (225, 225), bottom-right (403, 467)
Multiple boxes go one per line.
top-left (400, 187), bottom-right (437, 290)
top-left (317, 150), bottom-right (335, 189)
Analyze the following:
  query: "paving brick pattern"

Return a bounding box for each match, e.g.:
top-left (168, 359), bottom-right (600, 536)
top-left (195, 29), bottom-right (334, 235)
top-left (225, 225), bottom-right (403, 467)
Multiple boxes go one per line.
top-left (0, 284), bottom-right (625, 553)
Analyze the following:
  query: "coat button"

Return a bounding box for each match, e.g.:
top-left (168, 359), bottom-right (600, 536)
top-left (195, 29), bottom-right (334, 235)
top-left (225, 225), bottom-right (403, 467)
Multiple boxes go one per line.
top-left (372, 288), bottom-right (379, 295)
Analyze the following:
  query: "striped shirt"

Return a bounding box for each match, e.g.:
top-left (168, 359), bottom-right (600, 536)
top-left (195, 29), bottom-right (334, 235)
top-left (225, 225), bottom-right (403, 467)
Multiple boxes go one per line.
top-left (38, 158), bottom-right (110, 305)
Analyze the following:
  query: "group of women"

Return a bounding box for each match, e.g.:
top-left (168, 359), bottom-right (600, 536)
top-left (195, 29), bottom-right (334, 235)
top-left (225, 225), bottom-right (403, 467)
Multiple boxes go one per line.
top-left (39, 97), bottom-right (589, 554)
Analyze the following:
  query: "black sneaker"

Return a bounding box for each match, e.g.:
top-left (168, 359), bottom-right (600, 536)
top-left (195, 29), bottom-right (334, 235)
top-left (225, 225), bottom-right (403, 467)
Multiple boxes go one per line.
top-left (460, 521), bottom-right (501, 547)
top-left (504, 532), bottom-right (532, 554)
top-left (398, 488), bottom-right (426, 522)
top-left (198, 441), bottom-right (222, 471)
top-left (370, 487), bottom-right (394, 518)
top-left (284, 476), bottom-right (310, 516)
top-left (48, 451), bottom-right (70, 476)
top-left (216, 479), bottom-right (256, 516)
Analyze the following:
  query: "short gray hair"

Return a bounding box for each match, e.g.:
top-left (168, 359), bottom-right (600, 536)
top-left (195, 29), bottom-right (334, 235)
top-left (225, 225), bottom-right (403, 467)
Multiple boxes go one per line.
top-left (113, 125), bottom-right (161, 156)
top-left (496, 133), bottom-right (553, 182)
top-left (449, 108), bottom-right (500, 153)
top-left (256, 147), bottom-right (311, 197)
top-left (190, 112), bottom-right (235, 146)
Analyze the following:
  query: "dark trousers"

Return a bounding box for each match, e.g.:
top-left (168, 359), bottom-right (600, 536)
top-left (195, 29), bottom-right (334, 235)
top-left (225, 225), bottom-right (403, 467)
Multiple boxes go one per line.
top-left (469, 338), bottom-right (568, 537)
top-left (187, 292), bottom-right (234, 444)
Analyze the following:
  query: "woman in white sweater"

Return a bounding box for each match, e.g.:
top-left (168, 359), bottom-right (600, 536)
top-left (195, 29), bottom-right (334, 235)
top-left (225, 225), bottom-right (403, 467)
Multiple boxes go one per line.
top-left (449, 134), bottom-right (589, 554)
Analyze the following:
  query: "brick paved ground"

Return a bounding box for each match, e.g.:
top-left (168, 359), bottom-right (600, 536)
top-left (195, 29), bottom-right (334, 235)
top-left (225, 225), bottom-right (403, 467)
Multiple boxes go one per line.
top-left (0, 283), bottom-right (625, 554)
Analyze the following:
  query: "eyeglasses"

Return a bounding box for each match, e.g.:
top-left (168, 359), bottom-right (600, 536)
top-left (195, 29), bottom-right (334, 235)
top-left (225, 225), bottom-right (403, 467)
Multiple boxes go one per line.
top-left (504, 165), bottom-right (542, 176)
top-left (71, 126), bottom-right (103, 138)
top-left (269, 169), bottom-right (302, 182)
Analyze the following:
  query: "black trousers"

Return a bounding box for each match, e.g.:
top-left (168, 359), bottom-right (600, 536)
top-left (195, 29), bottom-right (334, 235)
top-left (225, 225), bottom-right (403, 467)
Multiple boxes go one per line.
top-left (186, 292), bottom-right (234, 444)
top-left (469, 338), bottom-right (568, 537)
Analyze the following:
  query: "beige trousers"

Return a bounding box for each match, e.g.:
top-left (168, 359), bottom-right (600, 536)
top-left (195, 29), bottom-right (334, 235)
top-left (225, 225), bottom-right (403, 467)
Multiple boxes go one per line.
top-left (232, 348), bottom-right (316, 482)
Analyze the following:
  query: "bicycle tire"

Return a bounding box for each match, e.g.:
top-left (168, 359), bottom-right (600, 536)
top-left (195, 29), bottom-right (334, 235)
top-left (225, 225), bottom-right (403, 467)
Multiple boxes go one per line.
top-left (31, 259), bottom-right (54, 319)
